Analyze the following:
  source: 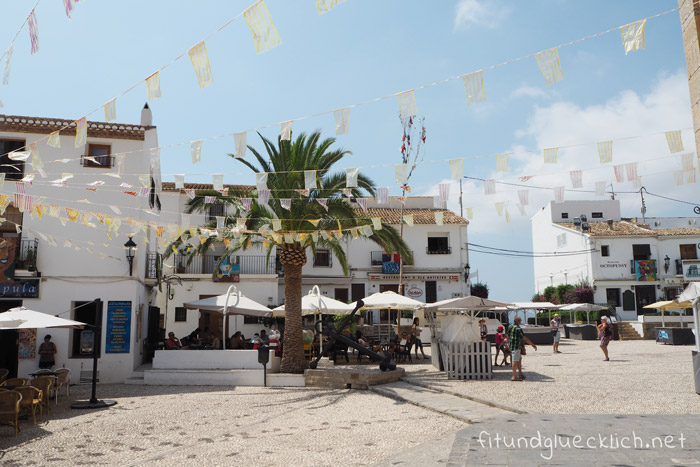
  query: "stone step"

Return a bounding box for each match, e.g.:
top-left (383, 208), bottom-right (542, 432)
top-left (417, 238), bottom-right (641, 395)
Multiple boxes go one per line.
top-left (124, 376), bottom-right (145, 385)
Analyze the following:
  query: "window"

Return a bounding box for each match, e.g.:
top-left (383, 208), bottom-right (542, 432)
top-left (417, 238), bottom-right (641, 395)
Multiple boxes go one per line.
top-left (244, 315), bottom-right (262, 324)
top-left (632, 244), bottom-right (651, 261)
top-left (556, 233), bottom-right (567, 248)
top-left (561, 213), bottom-right (569, 219)
top-left (680, 244), bottom-right (698, 260)
top-left (427, 235), bottom-right (450, 254)
top-left (334, 288), bottom-right (348, 302)
top-left (592, 212), bottom-right (603, 218)
top-left (174, 307), bottom-right (187, 322)
top-left (82, 144), bottom-right (113, 168)
top-left (0, 139), bottom-right (26, 180)
top-left (606, 288), bottom-right (621, 307)
top-left (207, 203), bottom-right (225, 222)
top-left (601, 245), bottom-right (610, 257)
top-left (314, 249), bottom-right (332, 267)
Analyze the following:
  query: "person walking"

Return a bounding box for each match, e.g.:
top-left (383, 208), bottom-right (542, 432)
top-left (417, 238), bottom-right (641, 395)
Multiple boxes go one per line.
top-left (598, 316), bottom-right (612, 361)
top-left (412, 318), bottom-right (427, 360)
top-left (508, 316), bottom-right (537, 381)
top-left (551, 314), bottom-right (562, 353)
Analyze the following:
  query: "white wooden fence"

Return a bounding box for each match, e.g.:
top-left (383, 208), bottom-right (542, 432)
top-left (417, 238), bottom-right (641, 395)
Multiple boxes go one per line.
top-left (438, 340), bottom-right (492, 380)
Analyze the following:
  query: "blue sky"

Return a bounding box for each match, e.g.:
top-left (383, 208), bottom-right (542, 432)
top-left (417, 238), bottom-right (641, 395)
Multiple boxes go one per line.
top-left (0, 0), bottom-right (693, 301)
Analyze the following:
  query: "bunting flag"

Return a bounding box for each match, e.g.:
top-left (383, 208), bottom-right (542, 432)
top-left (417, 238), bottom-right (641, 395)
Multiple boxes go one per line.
top-left (495, 202), bottom-right (504, 216)
top-left (29, 143), bottom-right (45, 177)
top-left (283, 233), bottom-right (294, 244)
top-left (75, 117), bottom-right (87, 148)
top-left (316, 0), bottom-right (345, 14)
top-left (597, 141), bottom-right (613, 163)
top-left (9, 151), bottom-right (30, 161)
top-left (150, 147), bottom-right (161, 170)
top-left (595, 181), bottom-right (606, 196)
top-left (518, 190), bottom-right (529, 206)
top-left (241, 197), bottom-right (252, 211)
top-left (104, 98), bottom-right (116, 122)
top-left (204, 195), bottom-right (216, 204)
top-left (174, 174), bottom-right (184, 189)
top-left (63, 0), bottom-right (75, 19)
top-left (621, 19), bottom-right (646, 54)
top-left (362, 225), bottom-right (373, 237)
top-left (673, 170), bottom-right (685, 186)
top-left (297, 189), bottom-right (310, 197)
top-left (613, 164), bottom-right (625, 183)
top-left (185, 189), bottom-right (196, 199)
top-left (116, 154), bottom-right (126, 175)
top-left (256, 172), bottom-right (268, 190)
top-left (215, 216), bottom-right (225, 231)
top-left (345, 167), bottom-right (359, 188)
top-left (433, 196), bottom-right (444, 209)
top-left (145, 72), bottom-right (162, 100)
top-left (280, 121), bottom-right (292, 141)
top-left (280, 199), bottom-right (291, 210)
top-left (665, 130), bottom-right (684, 154)
top-left (396, 90), bottom-right (417, 119)
top-left (236, 218), bottom-right (246, 231)
top-left (505, 207), bottom-right (511, 223)
top-left (139, 187), bottom-right (150, 197)
top-left (304, 170), bottom-right (317, 190)
top-left (395, 164), bottom-right (410, 185)
top-left (686, 169), bottom-right (697, 184)
top-left (495, 153), bottom-right (510, 172)
top-left (465, 207), bottom-right (473, 219)
top-left (483, 179), bottom-right (495, 195)
top-left (403, 214), bottom-right (414, 226)
top-left (317, 198), bottom-right (328, 211)
top-left (47, 131), bottom-right (61, 148)
top-left (543, 147), bottom-right (558, 164)
top-left (191, 140), bottom-right (203, 164)
top-left (553, 186), bottom-right (565, 203)
top-left (258, 188), bottom-right (270, 204)
top-left (570, 170), bottom-right (583, 189)
top-left (234, 132), bottom-right (247, 158)
top-left (371, 217), bottom-right (382, 230)
top-left (625, 162), bottom-right (638, 181)
top-left (449, 159), bottom-right (463, 179)
top-left (535, 48), bottom-right (564, 85)
top-left (461, 70), bottom-right (486, 106)
top-left (356, 198), bottom-right (367, 213)
top-left (212, 174), bottom-right (223, 190)
top-left (180, 213), bottom-right (191, 229)
top-left (188, 41), bottom-right (214, 89)
top-left (243, 0), bottom-right (282, 54)
top-left (376, 187), bottom-right (388, 204)
top-left (438, 183), bottom-right (450, 204)
top-left (334, 107), bottom-right (350, 135)
top-left (681, 152), bottom-right (694, 171)
top-left (516, 204), bottom-right (526, 216)
top-left (28, 10), bottom-right (39, 55)
top-left (434, 211), bottom-right (444, 226)
top-left (2, 44), bottom-right (12, 85)
top-left (632, 176), bottom-right (642, 188)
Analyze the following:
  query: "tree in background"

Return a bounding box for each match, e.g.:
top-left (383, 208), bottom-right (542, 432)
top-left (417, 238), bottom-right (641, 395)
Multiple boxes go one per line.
top-left (470, 282), bottom-right (489, 298)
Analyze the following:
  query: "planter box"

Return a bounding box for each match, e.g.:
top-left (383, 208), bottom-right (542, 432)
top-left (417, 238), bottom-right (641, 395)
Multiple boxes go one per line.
top-left (655, 327), bottom-right (695, 346)
top-left (565, 324), bottom-right (598, 340)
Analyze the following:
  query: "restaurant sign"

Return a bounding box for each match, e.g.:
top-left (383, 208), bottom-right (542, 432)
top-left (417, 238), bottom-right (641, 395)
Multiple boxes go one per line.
top-left (369, 274), bottom-right (460, 281)
top-left (0, 278), bottom-right (40, 298)
top-left (105, 301), bottom-right (132, 354)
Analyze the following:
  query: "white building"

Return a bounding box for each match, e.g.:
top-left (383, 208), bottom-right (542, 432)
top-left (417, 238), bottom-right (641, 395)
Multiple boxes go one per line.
top-left (0, 107), bottom-right (160, 383)
top-left (532, 199), bottom-right (700, 321)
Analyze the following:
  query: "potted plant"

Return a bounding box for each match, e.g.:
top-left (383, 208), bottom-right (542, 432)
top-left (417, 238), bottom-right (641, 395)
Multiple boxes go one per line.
top-left (25, 248), bottom-right (36, 271)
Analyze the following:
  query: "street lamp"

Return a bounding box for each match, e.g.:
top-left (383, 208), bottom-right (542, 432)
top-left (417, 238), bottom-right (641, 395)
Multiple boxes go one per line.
top-left (464, 263), bottom-right (470, 283)
top-left (664, 255), bottom-right (670, 274)
top-left (124, 236), bottom-right (137, 276)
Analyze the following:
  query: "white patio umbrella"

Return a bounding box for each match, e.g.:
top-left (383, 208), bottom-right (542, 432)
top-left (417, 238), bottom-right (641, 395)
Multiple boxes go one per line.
top-left (0, 307), bottom-right (85, 330)
top-left (508, 302), bottom-right (561, 325)
top-left (560, 303), bottom-right (609, 324)
top-left (353, 291), bottom-right (422, 336)
top-left (437, 296), bottom-right (511, 313)
top-left (677, 282), bottom-right (700, 353)
top-left (271, 288), bottom-right (354, 317)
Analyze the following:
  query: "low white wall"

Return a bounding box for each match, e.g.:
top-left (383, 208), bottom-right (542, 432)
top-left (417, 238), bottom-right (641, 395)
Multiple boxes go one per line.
top-left (152, 349), bottom-right (280, 372)
top-left (638, 315), bottom-right (695, 324)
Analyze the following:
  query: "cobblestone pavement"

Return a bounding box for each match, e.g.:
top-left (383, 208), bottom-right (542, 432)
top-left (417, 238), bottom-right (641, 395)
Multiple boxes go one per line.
top-left (0, 384), bottom-right (465, 466)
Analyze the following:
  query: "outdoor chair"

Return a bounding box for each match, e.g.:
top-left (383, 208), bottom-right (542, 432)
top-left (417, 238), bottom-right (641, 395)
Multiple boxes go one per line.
top-left (2, 378), bottom-right (29, 390)
top-left (395, 342), bottom-right (413, 363)
top-left (330, 342), bottom-right (349, 364)
top-left (0, 390), bottom-right (22, 436)
top-left (30, 377), bottom-right (53, 418)
top-left (0, 369), bottom-right (8, 384)
top-left (54, 369), bottom-right (71, 403)
top-left (15, 386), bottom-right (42, 424)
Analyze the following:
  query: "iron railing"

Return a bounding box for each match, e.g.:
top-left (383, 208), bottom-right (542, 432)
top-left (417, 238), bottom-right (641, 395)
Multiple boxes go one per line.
top-left (80, 155), bottom-right (115, 168)
top-left (172, 254), bottom-right (276, 275)
top-left (16, 238), bottom-right (38, 270)
top-left (370, 251), bottom-right (414, 266)
top-left (426, 246), bottom-right (452, 255)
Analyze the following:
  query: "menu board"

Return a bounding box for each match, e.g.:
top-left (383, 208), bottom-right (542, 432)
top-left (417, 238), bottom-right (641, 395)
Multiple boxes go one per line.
top-left (105, 301), bottom-right (131, 354)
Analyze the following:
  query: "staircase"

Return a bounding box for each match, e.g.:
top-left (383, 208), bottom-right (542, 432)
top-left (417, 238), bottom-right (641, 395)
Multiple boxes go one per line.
top-left (617, 321), bottom-right (643, 340)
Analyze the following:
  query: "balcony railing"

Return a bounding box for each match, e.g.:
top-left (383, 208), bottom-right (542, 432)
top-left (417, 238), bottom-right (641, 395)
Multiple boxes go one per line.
top-left (426, 246), bottom-right (451, 255)
top-left (80, 155), bottom-right (115, 168)
top-left (173, 254), bottom-right (276, 275)
top-left (16, 238), bottom-right (38, 270)
top-left (145, 253), bottom-right (159, 279)
top-left (370, 251), bottom-right (414, 267)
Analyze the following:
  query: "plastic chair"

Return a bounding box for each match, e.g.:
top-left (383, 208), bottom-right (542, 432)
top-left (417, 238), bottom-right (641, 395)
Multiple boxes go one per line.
top-left (15, 386), bottom-right (42, 424)
top-left (54, 369), bottom-right (71, 403)
top-left (0, 390), bottom-right (22, 436)
top-left (30, 377), bottom-right (52, 418)
top-left (2, 378), bottom-right (29, 390)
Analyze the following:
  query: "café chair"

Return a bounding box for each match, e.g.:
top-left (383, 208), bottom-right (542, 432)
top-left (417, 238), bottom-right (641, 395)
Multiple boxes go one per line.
top-left (30, 377), bottom-right (53, 418)
top-left (0, 390), bottom-right (22, 436)
top-left (1, 378), bottom-right (29, 390)
top-left (54, 369), bottom-right (71, 403)
top-left (15, 386), bottom-right (42, 424)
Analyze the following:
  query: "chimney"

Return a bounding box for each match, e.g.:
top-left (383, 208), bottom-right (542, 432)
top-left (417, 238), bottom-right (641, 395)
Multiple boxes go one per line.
top-left (141, 103), bottom-right (152, 126)
top-left (607, 219), bottom-right (613, 229)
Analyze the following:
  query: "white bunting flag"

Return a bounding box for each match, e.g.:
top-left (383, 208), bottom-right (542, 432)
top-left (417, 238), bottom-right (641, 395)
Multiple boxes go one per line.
top-left (403, 215), bottom-right (414, 226)
top-left (272, 219), bottom-right (282, 231)
top-left (621, 19), bottom-right (646, 55)
top-left (449, 159), bottom-right (463, 179)
top-left (2, 44), bottom-right (12, 85)
top-left (597, 141), bottom-right (613, 163)
top-left (317, 198), bottom-right (328, 211)
top-left (362, 225), bottom-right (373, 237)
top-left (495, 202), bottom-right (504, 216)
top-left (212, 174), bottom-right (223, 191)
top-left (535, 48), bottom-right (564, 85)
top-left (256, 172), bottom-right (268, 190)
top-left (346, 167), bottom-right (359, 188)
top-left (461, 70), bottom-right (486, 106)
top-left (174, 174), bottom-right (184, 189)
top-left (47, 131), bottom-right (61, 148)
top-left (496, 153), bottom-right (510, 172)
top-left (150, 147), bottom-right (161, 171)
top-left (75, 117), bottom-right (87, 148)
top-left (243, 0), bottom-right (282, 54)
top-left (395, 164), bottom-right (409, 185)
top-left (241, 198), bottom-right (252, 211)
top-left (483, 179), bottom-right (496, 195)
top-left (115, 154), bottom-right (125, 176)
top-left (316, 0), bottom-right (345, 14)
top-left (435, 211), bottom-right (444, 226)
top-left (433, 196), bottom-right (443, 209)
top-left (625, 162), bottom-right (638, 181)
top-left (28, 10), bottom-right (39, 55)
top-left (396, 90), bottom-right (417, 119)
top-left (29, 143), bottom-right (45, 177)
top-left (681, 152), bottom-right (694, 171)
top-left (595, 181), bottom-right (606, 196)
top-left (110, 205), bottom-right (122, 215)
top-left (258, 189), bottom-right (270, 205)
top-left (185, 189), bottom-right (195, 200)
top-left (0, 173), bottom-right (5, 189)
top-left (104, 99), bottom-right (116, 122)
top-left (372, 217), bottom-right (382, 230)
top-left (518, 190), bottom-right (529, 206)
top-left (145, 71), bottom-right (161, 100)
top-left (632, 176), bottom-right (642, 188)
top-left (614, 165), bottom-right (624, 183)
top-left (188, 41), bottom-right (214, 89)
top-left (356, 198), bottom-right (367, 213)
top-left (570, 170), bottom-right (583, 189)
top-left (304, 170), bottom-right (317, 190)
top-left (234, 132), bottom-right (247, 158)
top-left (673, 170), bottom-right (685, 186)
top-left (439, 183), bottom-right (450, 204)
top-left (280, 199), bottom-right (291, 210)
top-left (665, 130), bottom-right (684, 154)
top-left (554, 186), bottom-right (565, 203)
top-left (280, 121), bottom-right (292, 141)
top-left (334, 107), bottom-right (350, 135)
top-left (216, 216), bottom-right (225, 231)
top-left (517, 204), bottom-right (526, 216)
top-left (686, 169), bottom-right (697, 184)
top-left (543, 147), bottom-right (558, 164)
top-left (376, 187), bottom-right (388, 205)
top-left (465, 207), bottom-right (473, 219)
top-left (191, 140), bottom-right (203, 164)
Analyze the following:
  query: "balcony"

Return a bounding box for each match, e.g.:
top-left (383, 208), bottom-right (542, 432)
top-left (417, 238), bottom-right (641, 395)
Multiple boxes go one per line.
top-left (681, 259), bottom-right (700, 281)
top-left (426, 246), bottom-right (452, 255)
top-left (370, 251), bottom-right (414, 267)
top-left (172, 254), bottom-right (276, 275)
top-left (15, 239), bottom-right (38, 271)
top-left (80, 154), bottom-right (114, 168)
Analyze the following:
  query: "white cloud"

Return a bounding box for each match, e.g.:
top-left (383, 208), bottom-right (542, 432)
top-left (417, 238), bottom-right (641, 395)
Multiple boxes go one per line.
top-left (454, 0), bottom-right (510, 30)
top-left (510, 84), bottom-right (549, 100)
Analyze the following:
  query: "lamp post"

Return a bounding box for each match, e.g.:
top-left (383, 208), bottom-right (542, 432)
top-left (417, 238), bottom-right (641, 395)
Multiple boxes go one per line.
top-left (464, 263), bottom-right (470, 284)
top-left (124, 237), bottom-right (137, 276)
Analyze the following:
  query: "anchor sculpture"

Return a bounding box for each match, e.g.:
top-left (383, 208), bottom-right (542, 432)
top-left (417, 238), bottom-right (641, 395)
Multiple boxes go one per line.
top-left (308, 299), bottom-right (397, 371)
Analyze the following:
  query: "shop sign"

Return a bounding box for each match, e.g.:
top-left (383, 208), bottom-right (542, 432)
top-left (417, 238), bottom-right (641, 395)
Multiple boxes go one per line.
top-left (407, 287), bottom-right (423, 298)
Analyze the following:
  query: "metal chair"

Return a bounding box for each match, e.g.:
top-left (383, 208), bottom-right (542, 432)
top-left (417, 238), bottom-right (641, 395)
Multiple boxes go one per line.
top-left (0, 390), bottom-right (22, 436)
top-left (30, 377), bottom-right (53, 418)
top-left (15, 386), bottom-right (42, 424)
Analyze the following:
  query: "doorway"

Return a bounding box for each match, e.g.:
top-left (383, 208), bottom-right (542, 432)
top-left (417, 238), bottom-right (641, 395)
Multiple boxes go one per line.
top-left (351, 283), bottom-right (365, 303)
top-left (634, 285), bottom-right (656, 315)
top-left (0, 300), bottom-right (23, 378)
top-left (145, 305), bottom-right (161, 362)
top-left (425, 281), bottom-right (437, 303)
top-left (334, 288), bottom-right (349, 303)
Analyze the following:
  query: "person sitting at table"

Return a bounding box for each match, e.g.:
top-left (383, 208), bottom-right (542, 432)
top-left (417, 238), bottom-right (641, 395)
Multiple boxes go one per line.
top-left (165, 332), bottom-right (183, 350)
top-left (188, 328), bottom-right (201, 346)
top-left (260, 330), bottom-right (269, 345)
top-left (252, 334), bottom-right (262, 350)
top-left (229, 331), bottom-right (245, 349)
top-left (355, 330), bottom-right (370, 349)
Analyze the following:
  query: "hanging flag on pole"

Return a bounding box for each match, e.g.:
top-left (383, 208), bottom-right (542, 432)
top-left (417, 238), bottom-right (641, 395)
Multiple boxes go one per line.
top-left (621, 19), bottom-right (646, 54)
top-left (535, 48), bottom-right (564, 85)
top-left (396, 90), bottom-right (417, 119)
top-left (243, 0), bottom-right (282, 54)
top-left (145, 71), bottom-right (162, 100)
top-left (188, 41), bottom-right (214, 89)
top-left (461, 70), bottom-right (486, 106)
top-left (597, 141), bottom-right (613, 163)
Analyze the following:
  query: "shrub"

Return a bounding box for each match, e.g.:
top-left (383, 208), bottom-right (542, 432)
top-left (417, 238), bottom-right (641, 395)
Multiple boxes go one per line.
top-left (471, 282), bottom-right (489, 298)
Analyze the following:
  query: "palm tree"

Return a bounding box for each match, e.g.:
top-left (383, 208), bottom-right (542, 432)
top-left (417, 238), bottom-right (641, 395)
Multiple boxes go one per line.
top-left (168, 131), bottom-right (412, 373)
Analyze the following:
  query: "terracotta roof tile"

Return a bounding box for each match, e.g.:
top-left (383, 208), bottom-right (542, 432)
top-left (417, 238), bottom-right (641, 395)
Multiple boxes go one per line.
top-left (652, 227), bottom-right (700, 237)
top-left (161, 182), bottom-right (254, 192)
top-left (359, 208), bottom-right (468, 225)
top-left (555, 221), bottom-right (700, 238)
top-left (0, 114), bottom-right (155, 141)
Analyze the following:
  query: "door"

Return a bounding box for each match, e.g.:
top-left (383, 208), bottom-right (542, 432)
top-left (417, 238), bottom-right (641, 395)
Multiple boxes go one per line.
top-left (334, 288), bottom-right (349, 303)
top-left (351, 283), bottom-right (365, 303)
top-left (0, 300), bottom-right (23, 377)
top-left (380, 284), bottom-right (399, 293)
top-left (635, 285), bottom-right (656, 316)
top-left (145, 306), bottom-right (160, 362)
top-left (425, 281), bottom-right (437, 303)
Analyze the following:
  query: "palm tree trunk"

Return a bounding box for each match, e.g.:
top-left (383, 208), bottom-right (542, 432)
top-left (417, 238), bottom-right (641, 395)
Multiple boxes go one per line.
top-left (279, 262), bottom-right (307, 373)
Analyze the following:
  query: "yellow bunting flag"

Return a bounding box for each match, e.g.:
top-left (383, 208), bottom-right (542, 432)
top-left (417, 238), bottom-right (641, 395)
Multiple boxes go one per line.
top-left (351, 228), bottom-right (359, 240)
top-left (597, 141), bottom-right (613, 163)
top-left (621, 19), bottom-right (646, 55)
top-left (372, 217), bottom-right (382, 230)
top-left (495, 202), bottom-right (504, 216)
top-left (396, 90), bottom-right (417, 119)
top-left (465, 207), bottom-right (473, 219)
top-left (308, 219), bottom-right (320, 227)
top-left (535, 48), bottom-right (564, 86)
top-left (543, 147), bottom-right (558, 164)
top-left (505, 207), bottom-right (510, 223)
top-left (495, 153), bottom-right (510, 172)
top-left (29, 143), bottom-right (45, 177)
top-left (104, 98), bottom-right (116, 122)
top-left (316, 0), bottom-right (345, 14)
top-left (145, 71), bottom-right (161, 100)
top-left (403, 215), bottom-right (414, 226)
top-left (449, 159), bottom-right (463, 179)
top-left (243, 0), bottom-right (282, 54)
top-left (75, 117), bottom-right (87, 148)
top-left (665, 130), bottom-right (684, 154)
top-left (461, 70), bottom-right (486, 106)
top-left (188, 41), bottom-right (214, 89)
top-left (272, 219), bottom-right (282, 231)
top-left (47, 130), bottom-right (61, 148)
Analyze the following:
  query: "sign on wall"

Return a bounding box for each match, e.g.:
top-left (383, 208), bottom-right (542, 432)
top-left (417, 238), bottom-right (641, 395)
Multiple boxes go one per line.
top-left (18, 329), bottom-right (36, 359)
top-left (214, 257), bottom-right (240, 282)
top-left (106, 301), bottom-right (132, 354)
